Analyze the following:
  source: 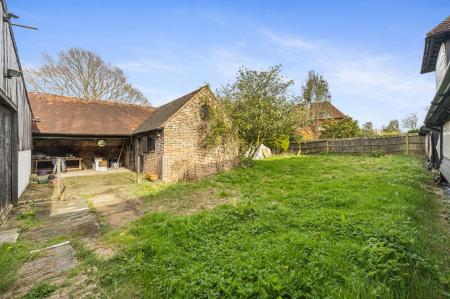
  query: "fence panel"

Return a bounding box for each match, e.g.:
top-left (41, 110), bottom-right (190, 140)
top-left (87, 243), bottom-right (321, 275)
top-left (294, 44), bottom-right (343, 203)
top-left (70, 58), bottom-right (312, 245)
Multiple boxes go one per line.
top-left (289, 134), bottom-right (425, 155)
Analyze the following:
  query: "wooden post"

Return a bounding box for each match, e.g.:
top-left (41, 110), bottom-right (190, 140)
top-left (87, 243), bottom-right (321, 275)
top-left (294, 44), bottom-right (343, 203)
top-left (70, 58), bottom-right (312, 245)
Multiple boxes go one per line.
top-left (405, 133), bottom-right (409, 155)
top-left (326, 140), bottom-right (329, 153)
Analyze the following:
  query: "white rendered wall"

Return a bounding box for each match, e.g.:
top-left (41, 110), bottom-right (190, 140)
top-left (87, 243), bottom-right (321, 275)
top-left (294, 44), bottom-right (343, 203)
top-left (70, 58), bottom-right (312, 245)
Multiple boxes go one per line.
top-left (17, 150), bottom-right (31, 197)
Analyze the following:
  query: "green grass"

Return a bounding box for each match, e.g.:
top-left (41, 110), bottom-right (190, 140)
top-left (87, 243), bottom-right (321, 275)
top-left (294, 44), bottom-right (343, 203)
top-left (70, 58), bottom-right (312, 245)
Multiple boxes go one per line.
top-left (0, 243), bottom-right (29, 293)
top-left (93, 154), bottom-right (450, 298)
top-left (3, 154), bottom-right (449, 298)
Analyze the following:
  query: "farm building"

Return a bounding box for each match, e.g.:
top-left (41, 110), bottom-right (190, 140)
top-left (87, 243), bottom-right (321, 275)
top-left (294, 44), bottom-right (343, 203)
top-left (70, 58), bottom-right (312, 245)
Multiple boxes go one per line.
top-left (421, 16), bottom-right (450, 181)
top-left (299, 101), bottom-right (345, 140)
top-left (0, 0), bottom-right (33, 218)
top-left (29, 85), bottom-right (239, 182)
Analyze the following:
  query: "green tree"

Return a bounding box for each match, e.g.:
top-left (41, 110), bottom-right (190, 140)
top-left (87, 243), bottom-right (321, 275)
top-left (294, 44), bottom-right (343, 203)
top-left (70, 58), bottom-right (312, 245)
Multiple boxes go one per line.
top-left (361, 121), bottom-right (376, 136)
top-left (321, 116), bottom-right (360, 139)
top-left (218, 65), bottom-right (308, 148)
top-left (383, 120), bottom-right (400, 134)
top-left (301, 70), bottom-right (331, 104)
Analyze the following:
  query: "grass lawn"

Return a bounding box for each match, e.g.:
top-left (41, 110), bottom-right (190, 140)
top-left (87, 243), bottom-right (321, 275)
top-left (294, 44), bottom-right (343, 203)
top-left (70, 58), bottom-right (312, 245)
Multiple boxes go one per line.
top-left (90, 154), bottom-right (450, 298)
top-left (1, 154), bottom-right (449, 298)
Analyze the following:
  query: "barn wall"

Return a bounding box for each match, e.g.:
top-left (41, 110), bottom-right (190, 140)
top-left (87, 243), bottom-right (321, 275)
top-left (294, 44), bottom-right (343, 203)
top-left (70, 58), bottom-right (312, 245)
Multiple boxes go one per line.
top-left (140, 131), bottom-right (164, 178)
top-left (160, 89), bottom-right (239, 182)
top-left (18, 150), bottom-right (31, 196)
top-left (0, 0), bottom-right (32, 213)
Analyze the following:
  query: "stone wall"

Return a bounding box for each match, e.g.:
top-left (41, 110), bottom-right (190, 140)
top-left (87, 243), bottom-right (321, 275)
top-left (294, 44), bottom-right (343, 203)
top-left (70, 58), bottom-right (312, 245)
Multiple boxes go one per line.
top-left (160, 89), bottom-right (239, 182)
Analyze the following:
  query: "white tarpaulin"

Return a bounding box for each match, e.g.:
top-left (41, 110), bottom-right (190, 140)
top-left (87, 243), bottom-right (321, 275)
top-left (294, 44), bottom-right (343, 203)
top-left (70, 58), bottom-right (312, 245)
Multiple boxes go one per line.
top-left (245, 144), bottom-right (272, 160)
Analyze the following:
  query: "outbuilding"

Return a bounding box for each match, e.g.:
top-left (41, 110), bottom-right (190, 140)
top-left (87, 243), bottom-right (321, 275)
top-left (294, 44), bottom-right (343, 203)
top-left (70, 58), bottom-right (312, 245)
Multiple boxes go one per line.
top-left (29, 86), bottom-right (239, 182)
top-left (0, 0), bottom-right (33, 219)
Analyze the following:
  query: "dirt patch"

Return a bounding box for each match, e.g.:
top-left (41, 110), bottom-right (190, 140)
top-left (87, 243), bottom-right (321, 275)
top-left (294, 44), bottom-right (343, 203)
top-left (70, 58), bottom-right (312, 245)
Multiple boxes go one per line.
top-left (90, 193), bottom-right (143, 228)
top-left (21, 210), bottom-right (101, 243)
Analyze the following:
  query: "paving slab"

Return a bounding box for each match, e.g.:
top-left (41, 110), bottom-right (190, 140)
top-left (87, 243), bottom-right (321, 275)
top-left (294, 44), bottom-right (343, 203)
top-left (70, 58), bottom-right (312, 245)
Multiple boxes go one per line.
top-left (50, 197), bottom-right (89, 216)
top-left (0, 228), bottom-right (19, 244)
top-left (2, 241), bottom-right (76, 299)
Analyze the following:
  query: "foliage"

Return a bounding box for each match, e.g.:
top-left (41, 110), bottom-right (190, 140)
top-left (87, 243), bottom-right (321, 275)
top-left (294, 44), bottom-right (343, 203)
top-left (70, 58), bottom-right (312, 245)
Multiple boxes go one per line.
top-left (0, 243), bottom-right (29, 293)
top-left (321, 116), bottom-right (361, 138)
top-left (23, 282), bottom-right (56, 299)
top-left (408, 129), bottom-right (420, 134)
top-left (217, 65), bottom-right (309, 148)
top-left (402, 113), bottom-right (419, 131)
top-left (25, 48), bottom-right (148, 105)
top-left (301, 70), bottom-right (331, 104)
top-left (383, 120), bottom-right (401, 134)
top-left (361, 121), bottom-right (376, 137)
top-left (95, 155), bottom-right (449, 298)
top-left (199, 96), bottom-right (239, 150)
top-left (266, 135), bottom-right (290, 153)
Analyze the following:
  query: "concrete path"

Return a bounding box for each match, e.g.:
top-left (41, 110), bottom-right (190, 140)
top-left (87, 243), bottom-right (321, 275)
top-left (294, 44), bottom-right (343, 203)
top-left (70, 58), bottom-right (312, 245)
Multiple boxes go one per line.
top-left (0, 228), bottom-right (19, 245)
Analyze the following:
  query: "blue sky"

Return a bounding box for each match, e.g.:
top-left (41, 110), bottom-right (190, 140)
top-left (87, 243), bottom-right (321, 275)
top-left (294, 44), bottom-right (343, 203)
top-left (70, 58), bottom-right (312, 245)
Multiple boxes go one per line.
top-left (9, 0), bottom-right (450, 128)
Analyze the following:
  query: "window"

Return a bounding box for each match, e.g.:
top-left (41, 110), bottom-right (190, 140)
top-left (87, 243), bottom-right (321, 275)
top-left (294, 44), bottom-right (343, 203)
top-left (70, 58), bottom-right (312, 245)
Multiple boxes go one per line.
top-left (147, 137), bottom-right (156, 152)
top-left (200, 104), bottom-right (210, 120)
top-left (141, 136), bottom-right (156, 153)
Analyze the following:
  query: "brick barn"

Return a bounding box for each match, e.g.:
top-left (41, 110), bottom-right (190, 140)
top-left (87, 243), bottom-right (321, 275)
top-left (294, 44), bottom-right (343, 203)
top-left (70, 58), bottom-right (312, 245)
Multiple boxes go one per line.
top-left (29, 85), bottom-right (239, 182)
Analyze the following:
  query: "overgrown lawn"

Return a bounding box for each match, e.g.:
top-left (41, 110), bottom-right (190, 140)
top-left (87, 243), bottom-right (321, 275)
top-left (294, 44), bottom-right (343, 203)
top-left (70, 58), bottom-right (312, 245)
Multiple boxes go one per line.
top-left (54, 156), bottom-right (450, 296)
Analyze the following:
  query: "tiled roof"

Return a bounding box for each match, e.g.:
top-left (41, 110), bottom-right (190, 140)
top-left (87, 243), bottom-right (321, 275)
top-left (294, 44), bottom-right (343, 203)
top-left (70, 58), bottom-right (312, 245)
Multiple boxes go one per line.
top-left (29, 93), bottom-right (155, 136)
top-left (134, 85), bottom-right (208, 134)
top-left (421, 16), bottom-right (450, 73)
top-left (427, 16), bottom-right (450, 37)
top-left (309, 101), bottom-right (345, 120)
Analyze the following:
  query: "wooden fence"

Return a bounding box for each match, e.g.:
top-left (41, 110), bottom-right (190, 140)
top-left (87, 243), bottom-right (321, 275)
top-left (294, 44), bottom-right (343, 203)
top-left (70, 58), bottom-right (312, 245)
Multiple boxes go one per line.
top-left (288, 134), bottom-right (425, 155)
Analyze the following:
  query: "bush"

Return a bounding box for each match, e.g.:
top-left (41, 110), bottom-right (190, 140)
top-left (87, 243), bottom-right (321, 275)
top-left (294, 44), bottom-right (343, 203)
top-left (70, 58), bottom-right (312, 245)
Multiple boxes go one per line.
top-left (267, 135), bottom-right (290, 153)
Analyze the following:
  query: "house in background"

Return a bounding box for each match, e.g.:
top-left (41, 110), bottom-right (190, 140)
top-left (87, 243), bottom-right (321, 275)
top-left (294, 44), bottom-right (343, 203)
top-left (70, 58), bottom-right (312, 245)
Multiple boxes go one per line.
top-left (30, 86), bottom-right (239, 182)
top-left (0, 0), bottom-right (33, 219)
top-left (420, 16), bottom-right (450, 181)
top-left (299, 101), bottom-right (345, 140)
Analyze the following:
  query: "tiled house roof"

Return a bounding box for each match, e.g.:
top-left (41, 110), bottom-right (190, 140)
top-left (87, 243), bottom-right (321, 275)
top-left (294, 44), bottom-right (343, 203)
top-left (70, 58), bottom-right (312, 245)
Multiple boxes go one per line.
top-left (421, 15), bottom-right (450, 73)
top-left (309, 101), bottom-right (345, 120)
top-left (29, 86), bottom-right (211, 136)
top-left (134, 85), bottom-right (207, 134)
top-left (29, 93), bottom-right (155, 136)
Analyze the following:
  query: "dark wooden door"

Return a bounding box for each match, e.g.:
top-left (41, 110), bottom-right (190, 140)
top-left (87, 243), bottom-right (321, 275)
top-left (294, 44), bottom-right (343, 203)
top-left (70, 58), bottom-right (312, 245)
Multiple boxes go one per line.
top-left (0, 104), bottom-right (12, 214)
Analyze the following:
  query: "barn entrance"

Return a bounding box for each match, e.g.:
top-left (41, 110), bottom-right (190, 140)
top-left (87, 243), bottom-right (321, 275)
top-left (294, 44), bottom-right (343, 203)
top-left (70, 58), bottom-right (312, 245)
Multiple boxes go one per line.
top-left (0, 104), bottom-right (13, 215)
top-left (32, 137), bottom-right (134, 175)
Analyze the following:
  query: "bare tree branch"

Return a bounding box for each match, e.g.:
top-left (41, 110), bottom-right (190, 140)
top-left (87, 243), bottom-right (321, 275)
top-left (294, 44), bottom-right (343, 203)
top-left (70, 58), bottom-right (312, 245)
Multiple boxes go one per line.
top-left (24, 48), bottom-right (149, 105)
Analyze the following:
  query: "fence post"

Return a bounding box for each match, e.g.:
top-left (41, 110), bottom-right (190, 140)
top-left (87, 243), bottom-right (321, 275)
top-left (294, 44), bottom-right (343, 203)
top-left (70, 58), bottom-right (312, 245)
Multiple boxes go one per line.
top-left (405, 133), bottom-right (409, 155)
top-left (326, 139), bottom-right (329, 153)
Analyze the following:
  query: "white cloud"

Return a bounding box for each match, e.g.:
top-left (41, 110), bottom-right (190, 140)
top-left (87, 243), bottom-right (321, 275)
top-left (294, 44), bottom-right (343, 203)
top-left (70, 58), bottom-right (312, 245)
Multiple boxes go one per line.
top-left (258, 29), bottom-right (314, 50)
top-left (259, 29), bottom-right (434, 126)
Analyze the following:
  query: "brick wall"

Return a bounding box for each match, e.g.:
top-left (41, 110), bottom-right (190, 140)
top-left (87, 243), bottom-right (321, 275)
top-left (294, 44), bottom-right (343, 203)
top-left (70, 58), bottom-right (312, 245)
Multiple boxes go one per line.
top-left (160, 89), bottom-right (239, 182)
top-left (141, 130), bottom-right (164, 179)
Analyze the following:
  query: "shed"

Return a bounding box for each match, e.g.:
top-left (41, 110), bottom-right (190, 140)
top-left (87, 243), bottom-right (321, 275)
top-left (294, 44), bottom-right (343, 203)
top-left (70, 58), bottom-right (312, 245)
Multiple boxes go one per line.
top-left (0, 0), bottom-right (33, 218)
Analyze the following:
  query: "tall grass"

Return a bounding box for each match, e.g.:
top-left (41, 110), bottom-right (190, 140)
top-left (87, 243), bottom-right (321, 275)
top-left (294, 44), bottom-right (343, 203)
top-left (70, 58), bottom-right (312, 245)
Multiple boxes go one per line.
top-left (75, 155), bottom-right (450, 297)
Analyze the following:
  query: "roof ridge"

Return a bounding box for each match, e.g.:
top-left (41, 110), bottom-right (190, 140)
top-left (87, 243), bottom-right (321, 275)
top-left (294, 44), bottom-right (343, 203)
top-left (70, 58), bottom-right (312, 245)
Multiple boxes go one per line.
top-left (28, 92), bottom-right (155, 110)
top-left (134, 85), bottom-right (210, 133)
